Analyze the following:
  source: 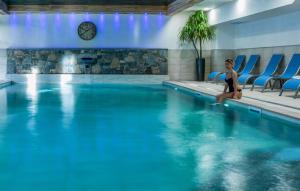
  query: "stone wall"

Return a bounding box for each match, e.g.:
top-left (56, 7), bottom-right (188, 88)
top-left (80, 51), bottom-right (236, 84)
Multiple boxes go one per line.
top-left (7, 49), bottom-right (168, 75)
top-left (168, 49), bottom-right (211, 81)
top-left (211, 49), bottom-right (234, 72)
top-left (0, 49), bottom-right (6, 79)
top-left (5, 45), bottom-right (300, 83)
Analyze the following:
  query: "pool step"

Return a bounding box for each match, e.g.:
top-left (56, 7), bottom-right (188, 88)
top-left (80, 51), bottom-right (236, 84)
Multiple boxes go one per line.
top-left (248, 106), bottom-right (262, 114)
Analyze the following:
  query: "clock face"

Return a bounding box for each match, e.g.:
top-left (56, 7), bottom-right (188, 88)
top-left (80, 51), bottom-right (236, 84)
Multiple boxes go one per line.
top-left (78, 22), bottom-right (97, 41)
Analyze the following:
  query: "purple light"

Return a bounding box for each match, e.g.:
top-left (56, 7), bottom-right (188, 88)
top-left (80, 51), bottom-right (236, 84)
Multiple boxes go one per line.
top-left (39, 12), bottom-right (46, 27)
top-left (100, 13), bottom-right (104, 22)
top-left (129, 13), bottom-right (134, 21)
top-left (115, 13), bottom-right (119, 22)
top-left (12, 12), bottom-right (16, 19)
top-left (25, 12), bottom-right (31, 29)
top-left (143, 12), bottom-right (149, 30)
top-left (144, 13), bottom-right (148, 22)
top-left (69, 12), bottom-right (76, 28)
top-left (114, 13), bottom-right (120, 29)
top-left (70, 12), bottom-right (75, 19)
top-left (10, 12), bottom-right (17, 25)
top-left (26, 12), bottom-right (31, 20)
top-left (85, 12), bottom-right (90, 21)
top-left (157, 12), bottom-right (164, 28)
top-left (55, 12), bottom-right (61, 28)
top-left (55, 12), bottom-right (61, 21)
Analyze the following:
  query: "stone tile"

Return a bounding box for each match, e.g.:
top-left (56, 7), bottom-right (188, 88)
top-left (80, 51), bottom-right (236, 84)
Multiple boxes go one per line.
top-left (7, 49), bottom-right (168, 75)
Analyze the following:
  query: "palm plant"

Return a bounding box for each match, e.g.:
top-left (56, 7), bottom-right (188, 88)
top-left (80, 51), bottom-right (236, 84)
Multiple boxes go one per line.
top-left (179, 10), bottom-right (215, 80)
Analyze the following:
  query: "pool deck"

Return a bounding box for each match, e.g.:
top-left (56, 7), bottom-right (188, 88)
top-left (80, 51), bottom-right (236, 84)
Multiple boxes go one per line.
top-left (0, 80), bottom-right (12, 89)
top-left (164, 81), bottom-right (300, 121)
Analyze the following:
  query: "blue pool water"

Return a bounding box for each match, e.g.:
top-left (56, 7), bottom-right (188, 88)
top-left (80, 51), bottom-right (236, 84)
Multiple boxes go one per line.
top-left (0, 83), bottom-right (300, 191)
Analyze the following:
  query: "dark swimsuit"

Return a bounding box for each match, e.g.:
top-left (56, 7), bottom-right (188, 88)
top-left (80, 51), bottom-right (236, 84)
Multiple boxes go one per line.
top-left (225, 77), bottom-right (242, 93)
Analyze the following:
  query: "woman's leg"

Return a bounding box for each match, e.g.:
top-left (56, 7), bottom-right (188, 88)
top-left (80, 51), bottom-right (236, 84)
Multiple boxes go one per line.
top-left (216, 92), bottom-right (234, 103)
top-left (216, 93), bottom-right (224, 103)
top-left (237, 91), bottom-right (242, 99)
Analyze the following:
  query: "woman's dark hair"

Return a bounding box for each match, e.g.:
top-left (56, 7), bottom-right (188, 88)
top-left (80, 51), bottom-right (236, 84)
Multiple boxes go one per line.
top-left (225, 59), bottom-right (234, 65)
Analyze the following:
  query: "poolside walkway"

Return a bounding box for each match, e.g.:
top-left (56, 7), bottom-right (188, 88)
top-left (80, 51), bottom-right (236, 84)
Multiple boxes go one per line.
top-left (164, 81), bottom-right (300, 121)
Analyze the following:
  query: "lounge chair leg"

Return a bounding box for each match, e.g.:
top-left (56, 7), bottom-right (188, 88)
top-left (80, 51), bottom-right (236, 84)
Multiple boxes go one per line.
top-left (251, 85), bottom-right (254, 91)
top-left (243, 84), bottom-right (246, 89)
top-left (261, 83), bottom-right (268, 93)
top-left (279, 89), bottom-right (283, 96)
top-left (271, 80), bottom-right (277, 91)
top-left (295, 89), bottom-right (300, 99)
top-left (268, 80), bottom-right (272, 88)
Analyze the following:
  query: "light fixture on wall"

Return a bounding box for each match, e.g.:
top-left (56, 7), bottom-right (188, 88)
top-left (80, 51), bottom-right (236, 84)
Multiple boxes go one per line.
top-left (236, 0), bottom-right (246, 13)
top-left (31, 67), bottom-right (39, 74)
top-left (129, 13), bottom-right (134, 21)
top-left (100, 13), bottom-right (104, 22)
top-left (114, 12), bottom-right (119, 22)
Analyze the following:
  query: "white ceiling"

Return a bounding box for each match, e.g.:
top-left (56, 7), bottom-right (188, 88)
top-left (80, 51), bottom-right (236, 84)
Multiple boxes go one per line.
top-left (186, 0), bottom-right (234, 11)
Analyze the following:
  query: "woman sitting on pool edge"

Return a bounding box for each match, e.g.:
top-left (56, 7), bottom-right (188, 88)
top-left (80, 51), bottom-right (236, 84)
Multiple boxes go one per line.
top-left (216, 59), bottom-right (242, 103)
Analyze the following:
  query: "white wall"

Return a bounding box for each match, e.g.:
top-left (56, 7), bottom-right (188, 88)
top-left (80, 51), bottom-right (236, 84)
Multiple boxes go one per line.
top-left (208, 0), bottom-right (295, 26)
top-left (0, 12), bottom-right (190, 49)
top-left (234, 10), bottom-right (300, 49)
top-left (208, 0), bottom-right (300, 50)
top-left (211, 23), bottom-right (235, 50)
top-left (211, 9), bottom-right (300, 50)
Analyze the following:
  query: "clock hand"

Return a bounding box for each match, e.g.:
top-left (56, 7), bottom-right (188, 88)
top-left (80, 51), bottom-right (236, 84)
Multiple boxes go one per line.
top-left (80, 29), bottom-right (92, 36)
top-left (79, 26), bottom-right (94, 36)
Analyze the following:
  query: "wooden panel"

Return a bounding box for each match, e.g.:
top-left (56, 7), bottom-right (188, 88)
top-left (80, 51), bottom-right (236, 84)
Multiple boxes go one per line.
top-left (8, 4), bottom-right (168, 14)
top-left (168, 0), bottom-right (204, 15)
top-left (4, 0), bottom-right (176, 6)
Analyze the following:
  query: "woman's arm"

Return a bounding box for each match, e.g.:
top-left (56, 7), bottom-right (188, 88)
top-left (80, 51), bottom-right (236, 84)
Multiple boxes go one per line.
top-left (232, 72), bottom-right (239, 98)
top-left (223, 84), bottom-right (228, 94)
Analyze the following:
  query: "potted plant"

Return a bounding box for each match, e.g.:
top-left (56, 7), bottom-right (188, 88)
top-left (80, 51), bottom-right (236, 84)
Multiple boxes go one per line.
top-left (179, 10), bottom-right (215, 81)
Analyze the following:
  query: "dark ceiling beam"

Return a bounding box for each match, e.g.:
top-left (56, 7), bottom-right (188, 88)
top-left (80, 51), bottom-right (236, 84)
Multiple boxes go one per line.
top-left (168, 0), bottom-right (204, 15)
top-left (0, 0), bottom-right (8, 14)
top-left (8, 4), bottom-right (168, 14)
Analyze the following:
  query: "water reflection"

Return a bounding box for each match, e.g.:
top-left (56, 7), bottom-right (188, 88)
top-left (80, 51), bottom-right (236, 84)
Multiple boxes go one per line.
top-left (0, 88), bottom-right (7, 120)
top-left (26, 74), bottom-right (38, 135)
top-left (0, 88), bottom-right (7, 145)
top-left (60, 75), bottom-right (74, 128)
top-left (0, 84), bottom-right (299, 190)
top-left (161, 89), bottom-right (300, 190)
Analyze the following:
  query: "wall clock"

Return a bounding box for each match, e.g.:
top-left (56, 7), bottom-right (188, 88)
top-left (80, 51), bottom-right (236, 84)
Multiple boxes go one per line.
top-left (78, 21), bottom-right (97, 40)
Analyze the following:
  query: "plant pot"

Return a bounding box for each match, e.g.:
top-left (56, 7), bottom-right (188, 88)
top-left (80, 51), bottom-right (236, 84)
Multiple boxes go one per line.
top-left (196, 58), bottom-right (205, 81)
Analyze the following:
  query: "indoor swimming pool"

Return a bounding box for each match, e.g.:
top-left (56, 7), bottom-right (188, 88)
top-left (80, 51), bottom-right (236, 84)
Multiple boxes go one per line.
top-left (0, 83), bottom-right (299, 191)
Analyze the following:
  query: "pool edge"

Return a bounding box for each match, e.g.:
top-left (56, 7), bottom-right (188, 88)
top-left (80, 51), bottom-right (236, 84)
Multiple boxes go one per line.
top-left (163, 81), bottom-right (300, 125)
top-left (0, 81), bottom-right (13, 89)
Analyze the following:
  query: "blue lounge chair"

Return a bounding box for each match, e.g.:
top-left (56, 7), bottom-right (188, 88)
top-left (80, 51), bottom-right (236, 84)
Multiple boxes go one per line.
top-left (218, 55), bottom-right (260, 82)
top-left (279, 77), bottom-right (300, 98)
top-left (237, 54), bottom-right (284, 89)
top-left (208, 55), bottom-right (245, 81)
top-left (252, 54), bottom-right (300, 92)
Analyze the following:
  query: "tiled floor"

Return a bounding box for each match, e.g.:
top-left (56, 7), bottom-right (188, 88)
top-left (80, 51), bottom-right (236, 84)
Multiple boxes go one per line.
top-left (164, 81), bottom-right (300, 121)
